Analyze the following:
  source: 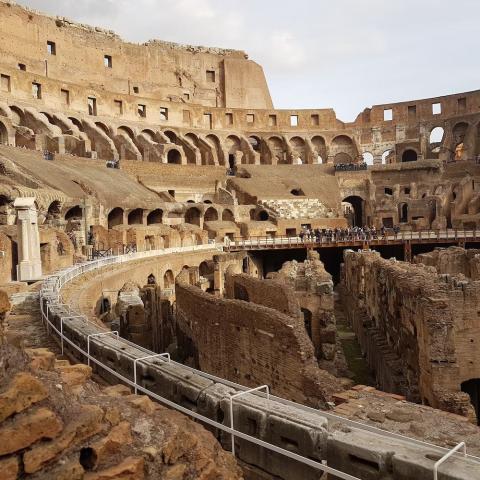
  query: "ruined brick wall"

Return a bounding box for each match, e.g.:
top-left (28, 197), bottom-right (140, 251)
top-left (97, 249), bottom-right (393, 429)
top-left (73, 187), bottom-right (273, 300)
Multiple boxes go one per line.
top-left (175, 279), bottom-right (343, 407)
top-left (273, 251), bottom-right (336, 364)
top-left (341, 250), bottom-right (479, 421)
top-left (415, 246), bottom-right (480, 279)
top-left (225, 273), bottom-right (299, 316)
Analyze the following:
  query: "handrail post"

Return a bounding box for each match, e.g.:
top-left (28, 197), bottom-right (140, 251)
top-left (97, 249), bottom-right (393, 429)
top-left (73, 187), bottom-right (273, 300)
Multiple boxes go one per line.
top-left (229, 385), bottom-right (270, 456)
top-left (433, 442), bottom-right (466, 480)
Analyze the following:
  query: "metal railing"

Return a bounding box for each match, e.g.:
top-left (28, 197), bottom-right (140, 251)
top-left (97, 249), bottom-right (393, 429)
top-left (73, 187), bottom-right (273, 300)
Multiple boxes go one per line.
top-left (38, 243), bottom-right (480, 479)
top-left (225, 228), bottom-right (479, 250)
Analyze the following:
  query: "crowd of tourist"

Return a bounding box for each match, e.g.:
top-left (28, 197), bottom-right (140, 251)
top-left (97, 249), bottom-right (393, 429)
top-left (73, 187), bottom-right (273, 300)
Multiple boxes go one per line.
top-left (298, 225), bottom-right (400, 243)
top-left (334, 162), bottom-right (368, 172)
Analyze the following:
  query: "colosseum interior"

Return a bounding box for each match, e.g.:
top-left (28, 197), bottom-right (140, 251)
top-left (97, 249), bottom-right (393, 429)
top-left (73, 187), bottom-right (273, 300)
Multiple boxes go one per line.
top-left (1, 1), bottom-right (480, 479)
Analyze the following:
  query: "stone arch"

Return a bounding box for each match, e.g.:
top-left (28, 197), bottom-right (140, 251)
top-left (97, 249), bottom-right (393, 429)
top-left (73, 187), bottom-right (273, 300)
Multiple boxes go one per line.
top-left (204, 207), bottom-right (219, 222)
top-left (226, 135), bottom-right (241, 155)
top-left (117, 126), bottom-right (135, 141)
top-left (95, 122), bottom-right (111, 137)
top-left (164, 130), bottom-right (178, 143)
top-left (256, 210), bottom-right (269, 221)
top-left (453, 122), bottom-right (469, 160)
top-left (147, 209), bottom-right (163, 225)
top-left (185, 132), bottom-right (199, 145)
top-left (163, 269), bottom-right (174, 289)
top-left (342, 196), bottom-right (364, 227)
top-left (65, 205), bottom-right (83, 221)
top-left (108, 207), bottom-right (124, 228)
top-left (429, 126), bottom-right (445, 145)
top-left (167, 149), bottom-right (182, 164)
top-left (461, 379), bottom-right (480, 425)
top-left (222, 209), bottom-right (234, 222)
top-left (46, 200), bottom-right (62, 222)
top-left (141, 129), bottom-right (156, 141)
top-left (362, 152), bottom-right (374, 165)
top-left (68, 117), bottom-right (84, 132)
top-left (128, 208), bottom-right (144, 225)
top-left (0, 120), bottom-right (8, 145)
top-left (331, 135), bottom-right (357, 164)
top-left (185, 207), bottom-right (201, 226)
top-left (248, 135), bottom-right (261, 152)
top-left (399, 202), bottom-right (409, 223)
top-left (402, 149), bottom-right (418, 162)
top-left (382, 149), bottom-right (393, 164)
top-left (311, 136), bottom-right (327, 163)
top-left (9, 106), bottom-right (24, 125)
top-left (290, 136), bottom-right (306, 164)
top-left (268, 136), bottom-right (286, 164)
top-left (199, 261), bottom-right (211, 278)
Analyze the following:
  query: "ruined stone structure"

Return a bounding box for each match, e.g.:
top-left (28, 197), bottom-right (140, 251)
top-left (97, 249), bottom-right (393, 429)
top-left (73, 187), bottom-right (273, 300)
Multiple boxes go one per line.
top-left (341, 249), bottom-right (480, 422)
top-left (1, 1), bottom-right (480, 478)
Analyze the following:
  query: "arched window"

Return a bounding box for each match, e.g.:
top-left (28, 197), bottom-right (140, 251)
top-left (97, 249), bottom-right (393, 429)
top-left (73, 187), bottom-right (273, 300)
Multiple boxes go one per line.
top-left (108, 208), bottom-right (124, 228)
top-left (402, 149), bottom-right (418, 162)
top-left (147, 209), bottom-right (163, 225)
top-left (204, 207), bottom-right (218, 222)
top-left (362, 152), bottom-right (374, 165)
top-left (167, 149), bottom-right (181, 164)
top-left (128, 208), bottom-right (144, 225)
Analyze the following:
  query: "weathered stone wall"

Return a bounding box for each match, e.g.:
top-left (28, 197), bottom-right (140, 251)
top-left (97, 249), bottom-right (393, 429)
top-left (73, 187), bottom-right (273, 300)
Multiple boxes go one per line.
top-left (175, 277), bottom-right (343, 407)
top-left (341, 249), bottom-right (480, 421)
top-left (415, 246), bottom-right (480, 279)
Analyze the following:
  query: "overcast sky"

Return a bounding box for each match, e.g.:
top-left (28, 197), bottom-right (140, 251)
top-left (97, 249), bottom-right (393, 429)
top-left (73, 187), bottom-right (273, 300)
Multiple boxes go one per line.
top-left (17, 0), bottom-right (480, 122)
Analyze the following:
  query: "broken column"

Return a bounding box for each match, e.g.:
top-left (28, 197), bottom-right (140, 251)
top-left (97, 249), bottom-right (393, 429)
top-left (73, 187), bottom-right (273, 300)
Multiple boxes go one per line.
top-left (14, 197), bottom-right (42, 281)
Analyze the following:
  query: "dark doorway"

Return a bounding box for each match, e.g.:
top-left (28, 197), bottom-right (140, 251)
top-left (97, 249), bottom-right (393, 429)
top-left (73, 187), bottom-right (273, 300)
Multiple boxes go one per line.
top-left (343, 196), bottom-right (364, 227)
top-left (399, 203), bottom-right (408, 223)
top-left (301, 308), bottom-right (313, 339)
top-left (228, 154), bottom-right (235, 169)
top-left (462, 379), bottom-right (480, 424)
top-left (402, 149), bottom-right (418, 162)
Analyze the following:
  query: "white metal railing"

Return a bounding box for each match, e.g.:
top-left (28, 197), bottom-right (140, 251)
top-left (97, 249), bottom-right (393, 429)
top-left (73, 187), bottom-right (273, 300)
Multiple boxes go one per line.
top-left (38, 243), bottom-right (479, 479)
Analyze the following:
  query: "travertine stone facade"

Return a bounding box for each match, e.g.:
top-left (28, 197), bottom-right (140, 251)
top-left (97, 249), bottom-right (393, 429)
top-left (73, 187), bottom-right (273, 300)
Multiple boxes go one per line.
top-left (341, 249), bottom-right (480, 422)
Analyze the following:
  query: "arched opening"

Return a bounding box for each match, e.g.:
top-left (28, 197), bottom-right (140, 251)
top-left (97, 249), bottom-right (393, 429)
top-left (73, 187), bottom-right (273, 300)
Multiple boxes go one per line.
top-left (65, 206), bottom-right (82, 221)
top-left (301, 308), bottom-right (313, 340)
top-left (226, 135), bottom-right (241, 155)
top-left (147, 209), bottom-right (163, 225)
top-left (290, 136), bottom-right (306, 164)
top-left (233, 282), bottom-right (249, 302)
top-left (128, 208), bottom-right (144, 225)
top-left (268, 136), bottom-right (286, 164)
top-left (256, 210), bottom-right (269, 221)
top-left (46, 201), bottom-right (61, 222)
top-left (108, 207), bottom-right (124, 228)
top-left (147, 273), bottom-right (157, 285)
top-left (163, 270), bottom-right (174, 289)
top-left (0, 120), bottom-right (8, 145)
top-left (291, 188), bottom-right (305, 196)
top-left (68, 117), bottom-right (84, 132)
top-left (167, 149), bottom-right (181, 164)
top-left (164, 130), bottom-right (177, 143)
top-left (222, 209), bottom-right (234, 222)
top-left (402, 149), bottom-right (418, 162)
top-left (95, 122), bottom-right (111, 136)
top-left (429, 127), bottom-right (445, 145)
top-left (141, 129), bottom-right (156, 142)
top-left (185, 207), bottom-right (201, 226)
top-left (461, 379), bottom-right (480, 425)
top-left (382, 150), bottom-right (393, 164)
top-left (331, 135), bottom-right (357, 164)
top-left (117, 126), bottom-right (135, 141)
top-left (399, 203), bottom-right (408, 223)
top-left (199, 261), bottom-right (212, 278)
top-left (453, 122), bottom-right (469, 160)
top-left (342, 196), bottom-right (364, 227)
top-left (248, 136), bottom-right (261, 152)
top-left (311, 136), bottom-right (327, 163)
top-left (204, 207), bottom-right (218, 222)
top-left (362, 152), bottom-right (374, 165)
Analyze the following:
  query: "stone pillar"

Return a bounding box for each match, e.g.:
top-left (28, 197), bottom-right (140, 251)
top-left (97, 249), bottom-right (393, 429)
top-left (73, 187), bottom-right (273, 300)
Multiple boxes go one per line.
top-left (14, 197), bottom-right (42, 281)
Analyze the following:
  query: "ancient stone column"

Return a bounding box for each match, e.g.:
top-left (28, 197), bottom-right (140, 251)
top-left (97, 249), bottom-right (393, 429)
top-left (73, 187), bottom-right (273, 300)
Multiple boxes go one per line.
top-left (14, 197), bottom-right (42, 281)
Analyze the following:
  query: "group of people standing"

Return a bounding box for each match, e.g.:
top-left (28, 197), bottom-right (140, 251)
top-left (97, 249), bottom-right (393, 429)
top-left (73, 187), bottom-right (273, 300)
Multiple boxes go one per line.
top-left (298, 225), bottom-right (400, 243)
